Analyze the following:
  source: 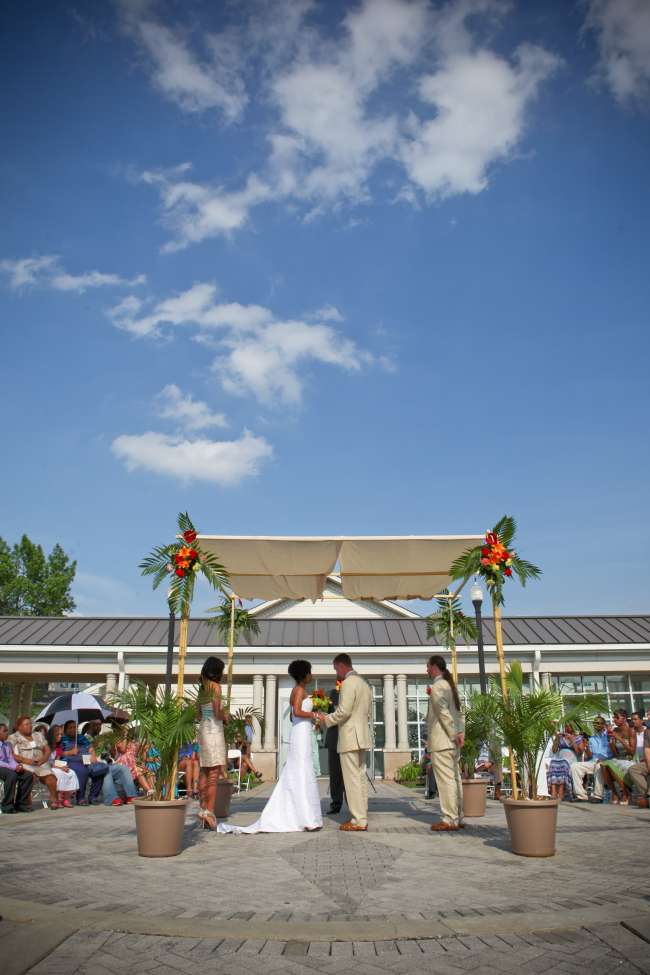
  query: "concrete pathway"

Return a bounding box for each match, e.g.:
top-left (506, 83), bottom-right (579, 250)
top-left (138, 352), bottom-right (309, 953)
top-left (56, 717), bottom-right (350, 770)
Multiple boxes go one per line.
top-left (1, 780), bottom-right (649, 974)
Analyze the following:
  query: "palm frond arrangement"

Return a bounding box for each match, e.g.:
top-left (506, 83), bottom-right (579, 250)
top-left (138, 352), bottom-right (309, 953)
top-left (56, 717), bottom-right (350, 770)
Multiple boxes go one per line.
top-left (206, 597), bottom-right (261, 707)
top-left (140, 511), bottom-right (229, 618)
top-left (450, 515), bottom-right (541, 607)
top-left (207, 599), bottom-right (261, 644)
top-left (489, 662), bottom-right (606, 799)
top-left (221, 705), bottom-right (265, 747)
top-left (426, 589), bottom-right (477, 646)
top-left (106, 683), bottom-right (199, 801)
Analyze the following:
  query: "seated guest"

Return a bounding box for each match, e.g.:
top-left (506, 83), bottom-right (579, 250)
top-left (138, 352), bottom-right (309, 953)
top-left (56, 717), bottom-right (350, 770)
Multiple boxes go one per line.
top-left (601, 710), bottom-right (636, 804)
top-left (59, 720), bottom-right (109, 804)
top-left (0, 721), bottom-right (33, 813)
top-left (624, 720), bottom-right (650, 808)
top-left (475, 741), bottom-right (502, 800)
top-left (10, 716), bottom-right (60, 809)
top-left (630, 712), bottom-right (647, 761)
top-left (237, 736), bottom-right (263, 782)
top-left (571, 716), bottom-right (611, 803)
top-left (178, 742), bottom-right (200, 798)
top-left (114, 734), bottom-right (154, 796)
top-left (82, 720), bottom-right (137, 806)
top-left (547, 724), bottom-right (583, 801)
top-left (45, 724), bottom-right (79, 807)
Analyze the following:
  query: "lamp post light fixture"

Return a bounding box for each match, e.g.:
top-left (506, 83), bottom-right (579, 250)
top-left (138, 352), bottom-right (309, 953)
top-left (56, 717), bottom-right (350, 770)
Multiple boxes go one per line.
top-left (471, 581), bottom-right (487, 694)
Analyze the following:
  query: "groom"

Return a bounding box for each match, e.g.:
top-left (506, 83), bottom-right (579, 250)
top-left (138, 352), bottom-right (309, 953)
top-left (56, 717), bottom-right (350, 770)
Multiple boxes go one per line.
top-left (320, 653), bottom-right (372, 832)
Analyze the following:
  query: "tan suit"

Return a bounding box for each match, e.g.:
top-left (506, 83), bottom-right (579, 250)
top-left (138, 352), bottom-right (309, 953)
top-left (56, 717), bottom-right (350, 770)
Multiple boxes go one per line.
top-left (427, 676), bottom-right (464, 826)
top-left (323, 671), bottom-right (372, 826)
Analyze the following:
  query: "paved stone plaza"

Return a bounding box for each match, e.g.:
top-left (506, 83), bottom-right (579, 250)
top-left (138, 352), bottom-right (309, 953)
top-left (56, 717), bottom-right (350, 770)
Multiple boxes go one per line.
top-left (1, 781), bottom-right (649, 975)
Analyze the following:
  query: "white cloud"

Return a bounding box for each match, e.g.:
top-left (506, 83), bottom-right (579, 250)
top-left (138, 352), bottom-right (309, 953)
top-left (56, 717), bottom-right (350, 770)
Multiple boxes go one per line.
top-left (141, 167), bottom-right (273, 251)
top-left (106, 282), bottom-right (382, 405)
top-left (0, 255), bottom-right (146, 293)
top-left (217, 319), bottom-right (373, 404)
top-left (156, 383), bottom-right (227, 430)
top-left (400, 43), bottom-right (560, 198)
top-left (132, 0), bottom-right (559, 248)
top-left (116, 0), bottom-right (247, 121)
top-left (111, 429), bottom-right (272, 486)
top-left (584, 0), bottom-right (650, 103)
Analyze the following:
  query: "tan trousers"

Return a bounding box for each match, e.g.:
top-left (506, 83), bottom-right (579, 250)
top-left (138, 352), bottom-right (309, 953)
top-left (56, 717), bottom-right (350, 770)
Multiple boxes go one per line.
top-left (431, 747), bottom-right (463, 825)
top-left (625, 762), bottom-right (650, 797)
top-left (339, 749), bottom-right (368, 827)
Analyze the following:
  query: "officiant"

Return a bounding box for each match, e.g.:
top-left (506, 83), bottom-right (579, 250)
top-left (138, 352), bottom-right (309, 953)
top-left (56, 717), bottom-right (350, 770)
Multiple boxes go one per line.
top-left (325, 682), bottom-right (345, 815)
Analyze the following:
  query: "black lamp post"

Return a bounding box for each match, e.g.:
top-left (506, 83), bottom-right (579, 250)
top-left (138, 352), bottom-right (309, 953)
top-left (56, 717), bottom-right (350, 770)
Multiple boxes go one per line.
top-left (471, 581), bottom-right (487, 694)
top-left (165, 607), bottom-right (175, 694)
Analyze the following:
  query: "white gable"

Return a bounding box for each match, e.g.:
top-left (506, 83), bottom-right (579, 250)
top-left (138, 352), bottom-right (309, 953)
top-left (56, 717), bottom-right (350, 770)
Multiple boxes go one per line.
top-left (251, 577), bottom-right (419, 620)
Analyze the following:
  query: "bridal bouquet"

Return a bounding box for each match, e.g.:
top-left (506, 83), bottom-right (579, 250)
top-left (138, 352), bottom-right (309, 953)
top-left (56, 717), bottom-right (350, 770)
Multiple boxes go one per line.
top-left (311, 689), bottom-right (331, 713)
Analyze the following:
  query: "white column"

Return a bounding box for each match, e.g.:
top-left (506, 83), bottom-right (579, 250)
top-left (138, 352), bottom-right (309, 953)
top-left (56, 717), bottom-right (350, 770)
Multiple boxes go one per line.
top-left (396, 674), bottom-right (409, 751)
top-left (105, 674), bottom-right (118, 697)
top-left (383, 674), bottom-right (396, 749)
top-left (252, 674), bottom-right (264, 749)
top-left (263, 675), bottom-right (277, 750)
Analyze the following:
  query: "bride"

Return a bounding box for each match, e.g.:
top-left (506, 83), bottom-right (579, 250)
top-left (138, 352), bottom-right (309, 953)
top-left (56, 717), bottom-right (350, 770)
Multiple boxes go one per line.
top-left (217, 659), bottom-right (323, 834)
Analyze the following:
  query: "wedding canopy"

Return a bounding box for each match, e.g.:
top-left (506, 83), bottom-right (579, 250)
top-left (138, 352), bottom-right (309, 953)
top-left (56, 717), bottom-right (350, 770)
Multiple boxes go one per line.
top-left (196, 535), bottom-right (483, 602)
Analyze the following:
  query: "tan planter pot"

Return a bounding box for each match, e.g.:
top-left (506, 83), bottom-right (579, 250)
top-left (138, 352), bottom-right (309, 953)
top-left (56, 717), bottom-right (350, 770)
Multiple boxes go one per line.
top-left (214, 779), bottom-right (234, 819)
top-left (503, 798), bottom-right (559, 857)
top-left (462, 778), bottom-right (488, 817)
top-left (133, 799), bottom-right (187, 858)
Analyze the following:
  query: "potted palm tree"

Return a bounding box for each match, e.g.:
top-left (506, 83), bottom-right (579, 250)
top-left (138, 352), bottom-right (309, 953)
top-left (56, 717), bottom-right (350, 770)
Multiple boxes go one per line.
top-left (489, 661), bottom-right (605, 856)
top-left (107, 683), bottom-right (199, 857)
top-left (425, 588), bottom-right (477, 684)
top-left (460, 692), bottom-right (500, 817)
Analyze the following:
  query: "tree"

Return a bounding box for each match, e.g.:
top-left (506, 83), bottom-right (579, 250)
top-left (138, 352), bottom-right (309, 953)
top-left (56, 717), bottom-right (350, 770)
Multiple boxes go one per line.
top-left (425, 588), bottom-right (477, 683)
top-left (0, 534), bottom-right (77, 616)
top-left (207, 598), bottom-right (260, 709)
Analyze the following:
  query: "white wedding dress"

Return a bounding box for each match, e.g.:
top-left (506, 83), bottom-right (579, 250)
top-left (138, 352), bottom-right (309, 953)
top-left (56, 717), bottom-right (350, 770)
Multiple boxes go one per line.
top-left (217, 696), bottom-right (323, 834)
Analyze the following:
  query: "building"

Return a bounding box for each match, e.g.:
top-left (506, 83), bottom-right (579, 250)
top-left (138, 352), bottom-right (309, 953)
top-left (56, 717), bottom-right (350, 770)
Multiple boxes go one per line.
top-left (1, 578), bottom-right (649, 780)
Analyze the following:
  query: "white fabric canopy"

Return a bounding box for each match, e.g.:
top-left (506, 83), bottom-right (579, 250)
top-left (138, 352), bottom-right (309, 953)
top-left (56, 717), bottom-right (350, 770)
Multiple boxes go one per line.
top-left (197, 535), bottom-right (482, 602)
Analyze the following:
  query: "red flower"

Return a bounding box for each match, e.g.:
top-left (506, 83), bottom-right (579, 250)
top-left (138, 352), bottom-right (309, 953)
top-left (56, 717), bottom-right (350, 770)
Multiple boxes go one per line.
top-left (480, 557), bottom-right (490, 566)
top-left (504, 567), bottom-right (512, 577)
top-left (481, 547), bottom-right (489, 556)
top-left (188, 549), bottom-right (198, 560)
top-left (183, 529), bottom-right (198, 544)
top-left (175, 567), bottom-right (185, 577)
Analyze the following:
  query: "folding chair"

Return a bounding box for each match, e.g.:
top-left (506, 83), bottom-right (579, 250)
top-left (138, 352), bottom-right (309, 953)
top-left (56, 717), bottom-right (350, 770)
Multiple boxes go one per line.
top-left (228, 749), bottom-right (242, 794)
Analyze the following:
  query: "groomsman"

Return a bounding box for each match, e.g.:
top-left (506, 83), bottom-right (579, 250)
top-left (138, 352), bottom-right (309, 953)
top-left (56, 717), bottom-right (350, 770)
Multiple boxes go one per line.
top-left (426, 654), bottom-right (465, 832)
top-left (325, 685), bottom-right (345, 814)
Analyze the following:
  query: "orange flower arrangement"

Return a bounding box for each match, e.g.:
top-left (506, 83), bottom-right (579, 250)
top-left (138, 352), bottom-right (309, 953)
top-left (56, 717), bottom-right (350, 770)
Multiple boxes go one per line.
top-left (479, 530), bottom-right (514, 581)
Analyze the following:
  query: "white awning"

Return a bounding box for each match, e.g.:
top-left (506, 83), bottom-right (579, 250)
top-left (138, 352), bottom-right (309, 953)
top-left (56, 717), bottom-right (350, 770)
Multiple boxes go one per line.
top-left (196, 535), bottom-right (482, 601)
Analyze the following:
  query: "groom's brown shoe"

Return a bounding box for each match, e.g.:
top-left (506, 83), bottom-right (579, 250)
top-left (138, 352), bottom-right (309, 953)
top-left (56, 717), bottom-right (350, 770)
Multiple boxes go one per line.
top-left (340, 821), bottom-right (368, 831)
top-left (430, 822), bottom-right (460, 832)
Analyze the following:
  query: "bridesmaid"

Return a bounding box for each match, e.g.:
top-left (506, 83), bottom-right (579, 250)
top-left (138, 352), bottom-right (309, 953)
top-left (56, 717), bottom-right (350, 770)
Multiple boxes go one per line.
top-left (197, 656), bottom-right (229, 830)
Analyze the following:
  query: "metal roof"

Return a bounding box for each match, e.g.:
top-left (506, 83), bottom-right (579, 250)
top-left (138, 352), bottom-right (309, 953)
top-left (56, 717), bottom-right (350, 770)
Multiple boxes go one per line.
top-left (1, 615), bottom-right (649, 647)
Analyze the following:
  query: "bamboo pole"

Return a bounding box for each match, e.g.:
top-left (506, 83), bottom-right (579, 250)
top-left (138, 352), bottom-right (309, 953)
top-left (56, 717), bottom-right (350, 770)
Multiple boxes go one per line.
top-left (449, 598), bottom-right (458, 684)
top-left (493, 602), bottom-right (519, 800)
top-left (225, 593), bottom-right (236, 710)
top-left (176, 613), bottom-right (190, 697)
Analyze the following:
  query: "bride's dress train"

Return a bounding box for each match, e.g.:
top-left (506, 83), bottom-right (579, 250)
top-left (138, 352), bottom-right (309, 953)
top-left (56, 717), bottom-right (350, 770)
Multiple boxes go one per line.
top-left (217, 696), bottom-right (323, 834)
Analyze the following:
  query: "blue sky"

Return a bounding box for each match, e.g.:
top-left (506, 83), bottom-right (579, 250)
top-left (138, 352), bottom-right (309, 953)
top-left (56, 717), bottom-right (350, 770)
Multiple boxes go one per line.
top-left (2, 0), bottom-right (649, 619)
